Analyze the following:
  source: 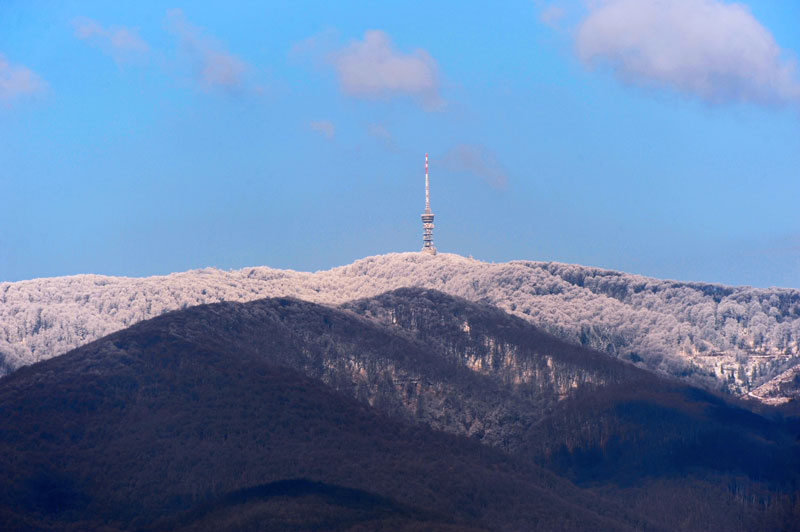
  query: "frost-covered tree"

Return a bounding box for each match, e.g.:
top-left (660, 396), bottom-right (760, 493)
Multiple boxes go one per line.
top-left (2, 252), bottom-right (800, 402)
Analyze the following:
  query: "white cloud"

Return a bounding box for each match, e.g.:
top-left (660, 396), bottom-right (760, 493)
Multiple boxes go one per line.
top-left (330, 30), bottom-right (442, 109)
top-left (575, 0), bottom-right (800, 106)
top-left (0, 54), bottom-right (45, 104)
top-left (165, 9), bottom-right (249, 92)
top-left (73, 17), bottom-right (149, 63)
top-left (441, 144), bottom-right (508, 189)
top-left (310, 120), bottom-right (335, 140)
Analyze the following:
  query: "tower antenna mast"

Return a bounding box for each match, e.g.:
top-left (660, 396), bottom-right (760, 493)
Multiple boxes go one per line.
top-left (425, 153), bottom-right (431, 213)
top-left (421, 153), bottom-right (437, 255)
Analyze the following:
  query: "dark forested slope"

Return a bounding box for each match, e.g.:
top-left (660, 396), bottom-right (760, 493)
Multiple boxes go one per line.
top-left (1, 290), bottom-right (798, 530)
top-left (0, 297), bottom-right (652, 532)
top-left (344, 288), bottom-right (800, 530)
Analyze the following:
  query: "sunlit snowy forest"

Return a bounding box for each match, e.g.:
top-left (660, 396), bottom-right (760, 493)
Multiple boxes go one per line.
top-left (2, 252), bottom-right (799, 402)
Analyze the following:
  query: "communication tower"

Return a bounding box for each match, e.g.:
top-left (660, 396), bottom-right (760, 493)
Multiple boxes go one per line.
top-left (421, 153), bottom-right (437, 255)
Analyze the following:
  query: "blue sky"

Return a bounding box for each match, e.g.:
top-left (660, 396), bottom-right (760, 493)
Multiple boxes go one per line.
top-left (1, 0), bottom-right (799, 287)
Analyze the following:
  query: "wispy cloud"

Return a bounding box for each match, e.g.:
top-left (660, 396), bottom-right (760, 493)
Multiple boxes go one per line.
top-left (310, 120), bottom-right (335, 140)
top-left (73, 11), bottom-right (259, 95)
top-left (289, 28), bottom-right (338, 66)
top-left (441, 144), bottom-right (508, 189)
top-left (539, 4), bottom-right (566, 29)
top-left (575, 0), bottom-right (800, 107)
top-left (0, 54), bottom-right (46, 104)
top-left (298, 30), bottom-right (443, 110)
top-left (367, 123), bottom-right (391, 141)
top-left (73, 17), bottom-right (149, 63)
top-left (366, 123), bottom-right (402, 152)
top-left (165, 9), bottom-right (250, 92)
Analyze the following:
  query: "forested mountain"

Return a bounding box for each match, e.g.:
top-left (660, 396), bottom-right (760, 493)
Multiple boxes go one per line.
top-left (1, 290), bottom-right (798, 530)
top-left (2, 252), bottom-right (800, 403)
top-left (0, 293), bottom-right (661, 532)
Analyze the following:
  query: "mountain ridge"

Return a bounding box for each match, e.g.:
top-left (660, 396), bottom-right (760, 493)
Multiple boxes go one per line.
top-left (2, 252), bottom-right (800, 403)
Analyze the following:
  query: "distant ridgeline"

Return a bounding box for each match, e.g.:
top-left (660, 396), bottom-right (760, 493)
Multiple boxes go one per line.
top-left (1, 252), bottom-right (799, 404)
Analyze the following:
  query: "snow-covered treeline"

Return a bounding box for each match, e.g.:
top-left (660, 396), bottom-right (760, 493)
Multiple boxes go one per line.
top-left (1, 252), bottom-right (799, 402)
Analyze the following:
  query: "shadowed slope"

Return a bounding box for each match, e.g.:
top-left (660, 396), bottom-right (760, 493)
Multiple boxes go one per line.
top-left (2, 290), bottom-right (798, 530)
top-left (0, 296), bottom-right (650, 532)
top-left (153, 479), bottom-right (489, 532)
top-left (344, 288), bottom-right (800, 530)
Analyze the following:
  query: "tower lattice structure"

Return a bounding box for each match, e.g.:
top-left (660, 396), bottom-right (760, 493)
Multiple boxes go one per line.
top-left (421, 153), bottom-right (437, 255)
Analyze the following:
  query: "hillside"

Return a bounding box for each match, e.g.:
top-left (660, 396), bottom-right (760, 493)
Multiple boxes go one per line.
top-left (341, 289), bottom-right (800, 530)
top-left (2, 252), bottom-right (800, 402)
top-left (0, 295), bottom-right (658, 532)
top-left (1, 291), bottom-right (797, 530)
